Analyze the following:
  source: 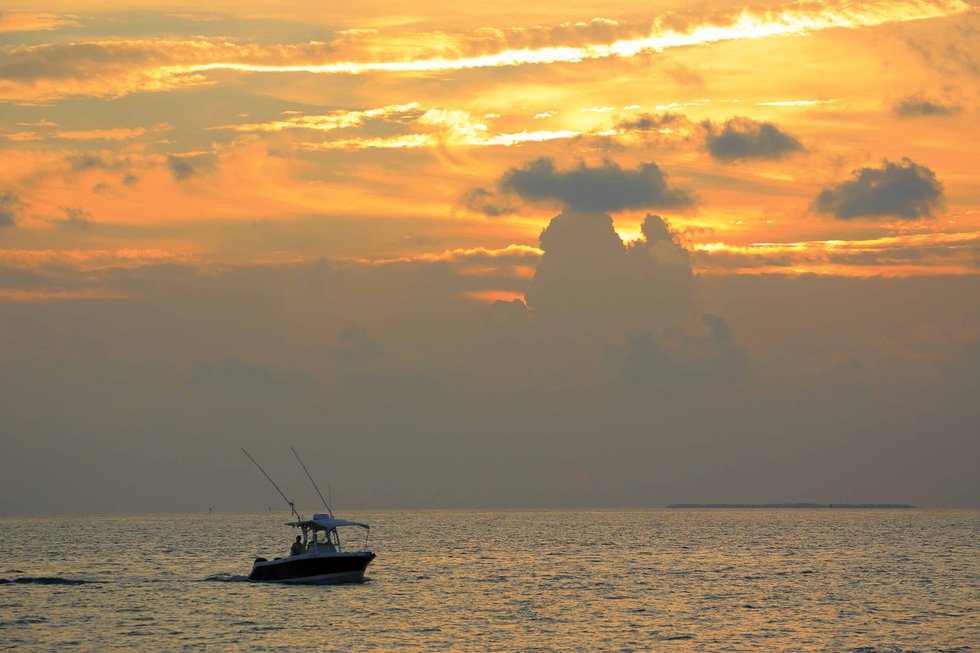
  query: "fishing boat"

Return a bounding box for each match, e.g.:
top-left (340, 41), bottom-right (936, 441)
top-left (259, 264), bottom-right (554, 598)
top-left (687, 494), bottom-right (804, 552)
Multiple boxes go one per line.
top-left (249, 513), bottom-right (375, 584)
top-left (242, 447), bottom-right (376, 585)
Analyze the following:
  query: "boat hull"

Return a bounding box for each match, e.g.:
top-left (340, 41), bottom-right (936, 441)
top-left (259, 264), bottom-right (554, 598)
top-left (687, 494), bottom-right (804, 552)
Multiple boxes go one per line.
top-left (249, 552), bottom-right (375, 584)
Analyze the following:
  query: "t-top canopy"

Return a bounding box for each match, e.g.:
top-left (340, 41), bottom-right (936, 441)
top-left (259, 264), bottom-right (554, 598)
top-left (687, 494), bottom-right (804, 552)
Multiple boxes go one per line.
top-left (287, 513), bottom-right (370, 530)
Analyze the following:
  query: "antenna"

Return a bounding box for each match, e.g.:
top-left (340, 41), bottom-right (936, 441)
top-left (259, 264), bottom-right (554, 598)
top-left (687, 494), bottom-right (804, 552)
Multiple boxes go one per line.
top-left (241, 448), bottom-right (303, 521)
top-left (291, 445), bottom-right (332, 517)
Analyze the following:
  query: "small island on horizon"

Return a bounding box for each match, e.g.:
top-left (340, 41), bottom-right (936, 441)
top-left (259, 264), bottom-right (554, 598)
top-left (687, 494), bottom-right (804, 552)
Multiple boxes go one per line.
top-left (667, 503), bottom-right (916, 509)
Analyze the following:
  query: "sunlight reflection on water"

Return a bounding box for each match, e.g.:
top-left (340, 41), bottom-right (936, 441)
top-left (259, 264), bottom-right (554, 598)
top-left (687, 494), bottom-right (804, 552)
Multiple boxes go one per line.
top-left (0, 509), bottom-right (976, 651)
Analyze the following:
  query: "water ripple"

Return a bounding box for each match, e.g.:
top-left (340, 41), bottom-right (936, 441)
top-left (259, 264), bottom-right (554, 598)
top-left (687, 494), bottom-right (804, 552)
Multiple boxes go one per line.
top-left (0, 577), bottom-right (99, 585)
top-left (0, 509), bottom-right (975, 652)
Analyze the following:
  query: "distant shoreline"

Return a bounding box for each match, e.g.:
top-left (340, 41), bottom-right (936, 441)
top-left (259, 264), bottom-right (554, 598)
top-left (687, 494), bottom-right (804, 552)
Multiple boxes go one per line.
top-left (666, 503), bottom-right (915, 509)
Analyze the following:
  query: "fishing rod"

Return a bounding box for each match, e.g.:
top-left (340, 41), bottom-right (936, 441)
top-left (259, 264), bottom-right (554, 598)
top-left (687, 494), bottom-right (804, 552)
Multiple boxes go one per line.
top-left (241, 448), bottom-right (303, 522)
top-left (291, 445), bottom-right (333, 517)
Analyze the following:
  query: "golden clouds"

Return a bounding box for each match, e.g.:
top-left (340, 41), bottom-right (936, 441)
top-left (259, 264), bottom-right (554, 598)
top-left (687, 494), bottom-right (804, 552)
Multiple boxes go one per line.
top-left (0, 12), bottom-right (78, 33)
top-left (0, 0), bottom-right (977, 282)
top-left (358, 244), bottom-right (542, 267)
top-left (692, 231), bottom-right (980, 276)
top-left (51, 127), bottom-right (148, 141)
top-left (181, 0), bottom-right (970, 76)
top-left (2, 0), bottom-right (979, 520)
top-left (1, 1), bottom-right (969, 102)
top-left (212, 103), bottom-right (424, 133)
top-left (0, 40), bottom-right (334, 102)
top-left (0, 247), bottom-right (191, 271)
top-left (213, 103), bottom-right (615, 150)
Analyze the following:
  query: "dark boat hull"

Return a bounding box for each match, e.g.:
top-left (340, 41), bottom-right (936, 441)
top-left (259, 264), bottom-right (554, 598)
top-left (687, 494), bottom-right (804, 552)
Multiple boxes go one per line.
top-left (249, 552), bottom-right (375, 584)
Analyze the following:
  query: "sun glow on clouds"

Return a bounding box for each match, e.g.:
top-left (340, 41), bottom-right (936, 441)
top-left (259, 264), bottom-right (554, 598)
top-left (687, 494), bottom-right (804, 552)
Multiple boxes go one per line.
top-left (52, 127), bottom-right (148, 141)
top-left (0, 288), bottom-right (129, 302)
top-left (692, 231), bottom-right (980, 277)
top-left (2, 0), bottom-right (980, 518)
top-left (179, 0), bottom-right (969, 77)
top-left (0, 12), bottom-right (78, 33)
top-left (246, 227), bottom-right (980, 287)
top-left (223, 103), bottom-right (619, 150)
top-left (0, 248), bottom-right (192, 271)
top-left (466, 289), bottom-right (527, 303)
top-left (757, 100), bottom-right (836, 107)
top-left (300, 129), bottom-right (616, 151)
top-left (1, 0), bottom-right (977, 283)
top-left (357, 244), bottom-right (542, 267)
top-left (212, 104), bottom-right (424, 133)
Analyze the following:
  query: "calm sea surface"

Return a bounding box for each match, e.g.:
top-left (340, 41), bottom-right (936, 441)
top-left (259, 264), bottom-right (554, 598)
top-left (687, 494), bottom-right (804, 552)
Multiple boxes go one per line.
top-left (1, 509), bottom-right (976, 651)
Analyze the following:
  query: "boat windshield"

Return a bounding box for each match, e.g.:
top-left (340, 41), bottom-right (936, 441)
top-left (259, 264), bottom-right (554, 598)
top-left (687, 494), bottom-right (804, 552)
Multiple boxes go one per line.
top-left (314, 529), bottom-right (338, 550)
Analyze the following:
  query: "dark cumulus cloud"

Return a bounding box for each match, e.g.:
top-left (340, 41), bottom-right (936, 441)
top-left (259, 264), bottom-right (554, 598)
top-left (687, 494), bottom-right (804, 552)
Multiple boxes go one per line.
top-left (0, 191), bottom-right (26, 228)
top-left (621, 313), bottom-right (749, 385)
top-left (500, 158), bottom-right (693, 212)
top-left (892, 94), bottom-right (960, 118)
top-left (702, 117), bottom-right (805, 162)
top-left (526, 210), bottom-right (696, 330)
top-left (166, 153), bottom-right (215, 181)
top-left (460, 187), bottom-right (518, 217)
top-left (524, 207), bottom-right (748, 383)
top-left (814, 158), bottom-right (945, 220)
top-left (616, 112), bottom-right (687, 131)
top-left (167, 155), bottom-right (196, 180)
top-left (69, 154), bottom-right (115, 172)
top-left (61, 207), bottom-right (93, 230)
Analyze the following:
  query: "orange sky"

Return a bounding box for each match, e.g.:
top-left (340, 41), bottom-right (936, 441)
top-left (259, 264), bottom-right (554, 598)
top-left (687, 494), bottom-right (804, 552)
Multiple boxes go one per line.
top-left (1, 0), bottom-right (977, 288)
top-left (2, 1), bottom-right (980, 512)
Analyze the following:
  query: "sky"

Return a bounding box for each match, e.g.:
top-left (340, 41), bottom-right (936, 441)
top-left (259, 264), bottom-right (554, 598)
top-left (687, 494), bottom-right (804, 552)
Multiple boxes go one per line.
top-left (1, 0), bottom-right (978, 514)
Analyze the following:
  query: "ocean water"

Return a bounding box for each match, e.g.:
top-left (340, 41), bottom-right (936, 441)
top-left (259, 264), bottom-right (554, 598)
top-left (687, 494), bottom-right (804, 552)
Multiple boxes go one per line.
top-left (0, 509), bottom-right (976, 651)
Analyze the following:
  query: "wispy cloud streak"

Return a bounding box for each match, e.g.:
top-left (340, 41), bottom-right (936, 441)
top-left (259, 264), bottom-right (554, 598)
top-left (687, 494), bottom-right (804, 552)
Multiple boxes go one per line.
top-left (0, 12), bottom-right (78, 33)
top-left (299, 129), bottom-right (615, 150)
top-left (183, 0), bottom-right (969, 76)
top-left (220, 103), bottom-right (616, 149)
top-left (212, 103), bottom-right (423, 133)
top-left (693, 231), bottom-right (980, 276)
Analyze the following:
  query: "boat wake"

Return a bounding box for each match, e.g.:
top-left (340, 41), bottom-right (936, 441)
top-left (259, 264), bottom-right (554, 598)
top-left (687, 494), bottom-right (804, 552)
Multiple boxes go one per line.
top-left (0, 576), bottom-right (98, 585)
top-left (202, 573), bottom-right (253, 583)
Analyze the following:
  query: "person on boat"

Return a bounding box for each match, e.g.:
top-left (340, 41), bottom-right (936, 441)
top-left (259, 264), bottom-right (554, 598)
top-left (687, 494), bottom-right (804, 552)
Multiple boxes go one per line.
top-left (318, 530), bottom-right (337, 552)
top-left (290, 535), bottom-right (304, 556)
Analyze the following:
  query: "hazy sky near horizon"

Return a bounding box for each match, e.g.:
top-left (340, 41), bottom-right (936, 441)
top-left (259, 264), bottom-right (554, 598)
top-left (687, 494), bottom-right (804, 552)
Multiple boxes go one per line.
top-left (1, 0), bottom-right (978, 514)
